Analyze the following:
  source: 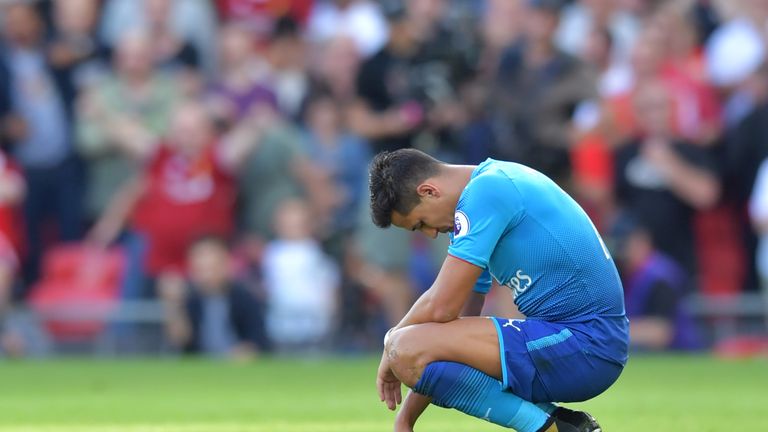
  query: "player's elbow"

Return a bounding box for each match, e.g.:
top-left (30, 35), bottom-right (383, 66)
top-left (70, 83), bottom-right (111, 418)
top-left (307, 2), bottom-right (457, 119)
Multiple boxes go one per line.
top-left (427, 300), bottom-right (462, 323)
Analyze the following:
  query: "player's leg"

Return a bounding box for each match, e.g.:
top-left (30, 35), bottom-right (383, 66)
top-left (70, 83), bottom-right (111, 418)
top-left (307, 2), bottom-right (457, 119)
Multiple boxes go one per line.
top-left (385, 317), bottom-right (500, 386)
top-left (385, 318), bottom-right (577, 432)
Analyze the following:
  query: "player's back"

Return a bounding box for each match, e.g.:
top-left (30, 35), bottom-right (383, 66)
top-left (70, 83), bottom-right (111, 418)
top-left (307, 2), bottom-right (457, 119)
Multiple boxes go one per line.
top-left (450, 159), bottom-right (625, 322)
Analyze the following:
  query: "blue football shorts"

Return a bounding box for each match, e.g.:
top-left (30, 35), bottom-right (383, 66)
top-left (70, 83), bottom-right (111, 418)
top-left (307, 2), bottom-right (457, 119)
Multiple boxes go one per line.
top-left (489, 315), bottom-right (627, 403)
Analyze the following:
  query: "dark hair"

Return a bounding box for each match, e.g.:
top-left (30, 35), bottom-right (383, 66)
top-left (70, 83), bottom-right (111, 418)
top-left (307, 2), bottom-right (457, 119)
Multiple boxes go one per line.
top-left (368, 149), bottom-right (442, 228)
top-left (271, 15), bottom-right (300, 40)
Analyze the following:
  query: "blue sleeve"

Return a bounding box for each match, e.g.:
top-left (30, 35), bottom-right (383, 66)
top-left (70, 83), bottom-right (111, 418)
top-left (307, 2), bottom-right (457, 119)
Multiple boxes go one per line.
top-left (447, 173), bottom-right (524, 270)
top-left (473, 269), bottom-right (492, 294)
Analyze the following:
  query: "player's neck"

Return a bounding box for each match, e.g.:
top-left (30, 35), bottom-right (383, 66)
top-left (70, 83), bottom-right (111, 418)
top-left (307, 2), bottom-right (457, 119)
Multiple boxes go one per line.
top-left (441, 164), bottom-right (477, 204)
top-left (447, 164), bottom-right (476, 184)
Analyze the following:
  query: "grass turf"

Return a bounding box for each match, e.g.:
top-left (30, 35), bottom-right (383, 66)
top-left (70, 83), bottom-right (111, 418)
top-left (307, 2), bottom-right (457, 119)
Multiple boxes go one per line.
top-left (0, 355), bottom-right (765, 431)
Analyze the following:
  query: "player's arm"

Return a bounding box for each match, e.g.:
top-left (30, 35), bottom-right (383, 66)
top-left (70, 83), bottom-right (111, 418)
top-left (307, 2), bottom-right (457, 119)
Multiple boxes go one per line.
top-left (461, 275), bottom-right (488, 317)
top-left (392, 254), bottom-right (485, 331)
top-left (394, 391), bottom-right (432, 432)
top-left (386, 271), bottom-right (483, 424)
top-left (377, 255), bottom-right (483, 411)
top-left (461, 291), bottom-right (485, 316)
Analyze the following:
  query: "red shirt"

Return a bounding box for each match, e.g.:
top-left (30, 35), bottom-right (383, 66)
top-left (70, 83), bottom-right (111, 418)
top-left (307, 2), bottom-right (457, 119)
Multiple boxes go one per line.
top-left (660, 58), bottom-right (721, 141)
top-left (0, 153), bottom-right (25, 266)
top-left (216, 0), bottom-right (313, 36)
top-left (132, 144), bottom-right (236, 275)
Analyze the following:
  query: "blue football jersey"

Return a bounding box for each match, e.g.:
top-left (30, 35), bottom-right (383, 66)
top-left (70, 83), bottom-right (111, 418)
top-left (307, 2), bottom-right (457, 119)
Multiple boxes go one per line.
top-left (448, 159), bottom-right (625, 321)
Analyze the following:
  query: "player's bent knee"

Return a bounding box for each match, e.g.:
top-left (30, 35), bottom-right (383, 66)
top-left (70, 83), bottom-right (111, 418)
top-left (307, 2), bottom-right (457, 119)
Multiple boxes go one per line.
top-left (385, 325), bottom-right (435, 387)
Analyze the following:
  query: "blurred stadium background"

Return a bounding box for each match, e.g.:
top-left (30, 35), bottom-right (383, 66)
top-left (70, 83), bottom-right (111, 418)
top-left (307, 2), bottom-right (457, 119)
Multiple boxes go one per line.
top-left (0, 0), bottom-right (766, 429)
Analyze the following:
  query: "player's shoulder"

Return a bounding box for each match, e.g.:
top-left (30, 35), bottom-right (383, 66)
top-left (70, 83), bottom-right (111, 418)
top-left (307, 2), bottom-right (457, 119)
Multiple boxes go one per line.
top-left (459, 160), bottom-right (529, 210)
top-left (466, 159), bottom-right (540, 193)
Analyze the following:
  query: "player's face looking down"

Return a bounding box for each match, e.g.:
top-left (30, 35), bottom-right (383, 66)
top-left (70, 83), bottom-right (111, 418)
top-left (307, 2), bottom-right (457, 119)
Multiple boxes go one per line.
top-left (390, 183), bottom-right (454, 239)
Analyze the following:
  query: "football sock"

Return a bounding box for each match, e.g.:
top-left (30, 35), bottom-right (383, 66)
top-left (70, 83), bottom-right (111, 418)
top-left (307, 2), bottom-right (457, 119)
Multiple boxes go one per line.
top-left (413, 361), bottom-right (549, 432)
top-left (536, 403), bottom-right (558, 415)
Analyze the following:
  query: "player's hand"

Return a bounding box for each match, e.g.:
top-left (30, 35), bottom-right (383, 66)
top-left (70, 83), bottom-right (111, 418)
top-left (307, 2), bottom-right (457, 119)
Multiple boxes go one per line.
top-left (377, 352), bottom-right (402, 411)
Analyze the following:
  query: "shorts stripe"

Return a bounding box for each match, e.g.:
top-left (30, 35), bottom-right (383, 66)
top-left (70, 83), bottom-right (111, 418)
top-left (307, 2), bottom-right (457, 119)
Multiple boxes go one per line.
top-left (525, 328), bottom-right (573, 352)
top-left (489, 317), bottom-right (509, 389)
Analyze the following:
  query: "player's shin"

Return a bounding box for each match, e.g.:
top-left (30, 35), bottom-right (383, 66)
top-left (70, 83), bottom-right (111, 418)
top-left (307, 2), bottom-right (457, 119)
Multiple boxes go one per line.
top-left (412, 361), bottom-right (549, 432)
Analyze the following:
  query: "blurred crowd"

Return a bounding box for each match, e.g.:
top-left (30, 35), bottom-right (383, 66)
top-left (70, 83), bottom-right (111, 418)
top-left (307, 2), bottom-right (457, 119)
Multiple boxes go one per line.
top-left (0, 0), bottom-right (767, 358)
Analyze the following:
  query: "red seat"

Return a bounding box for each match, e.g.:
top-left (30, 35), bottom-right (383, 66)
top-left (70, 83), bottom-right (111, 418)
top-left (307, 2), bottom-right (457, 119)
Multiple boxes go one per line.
top-left (29, 244), bottom-right (125, 341)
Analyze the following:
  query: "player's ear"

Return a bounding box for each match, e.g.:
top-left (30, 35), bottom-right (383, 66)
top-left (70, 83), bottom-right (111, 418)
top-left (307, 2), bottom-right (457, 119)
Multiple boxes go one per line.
top-left (416, 183), bottom-right (440, 198)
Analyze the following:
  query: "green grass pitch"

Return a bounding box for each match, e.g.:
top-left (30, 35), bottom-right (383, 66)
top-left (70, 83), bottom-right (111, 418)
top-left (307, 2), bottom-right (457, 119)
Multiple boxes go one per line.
top-left (0, 355), bottom-right (765, 431)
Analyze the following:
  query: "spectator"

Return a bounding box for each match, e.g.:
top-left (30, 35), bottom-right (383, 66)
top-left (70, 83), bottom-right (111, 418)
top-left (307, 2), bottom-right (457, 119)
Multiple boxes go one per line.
top-left (237, 105), bottom-right (336, 240)
top-left (454, 0), bottom-right (525, 165)
top-left (0, 2), bottom-right (83, 285)
top-left (164, 235), bottom-right (269, 358)
top-left (346, 1), bottom-right (424, 329)
top-left (750, 158), bottom-right (768, 295)
top-left (569, 25), bottom-right (627, 228)
top-left (0, 151), bottom-right (25, 356)
top-left (300, 90), bottom-right (369, 240)
top-left (476, 0), bottom-right (525, 78)
top-left (348, 0), bottom-right (427, 154)
top-left (215, 0), bottom-right (314, 41)
top-left (262, 199), bottom-right (339, 350)
top-left (206, 23), bottom-right (276, 129)
top-left (88, 100), bottom-right (267, 292)
top-left (595, 26), bottom-right (668, 142)
top-left (306, 0), bottom-right (388, 58)
top-left (141, 0), bottom-right (202, 75)
top-left (610, 214), bottom-right (701, 351)
top-left (348, 0), bottom-right (473, 329)
top-left (405, 0), bottom-right (478, 159)
top-left (556, 0), bottom-right (641, 63)
top-left (613, 79), bottom-right (720, 280)
top-left (705, 0), bottom-right (767, 90)
top-left (308, 34), bottom-right (361, 103)
top-left (648, 4), bottom-right (722, 145)
top-left (47, 0), bottom-right (108, 90)
top-left (76, 29), bottom-right (184, 222)
top-left (100, 0), bottom-right (217, 74)
top-left (723, 62), bottom-right (768, 203)
top-left (724, 65), bottom-right (768, 294)
top-left (599, 9), bottom-right (721, 150)
top-left (491, 0), bottom-right (596, 182)
top-left (265, 16), bottom-right (310, 120)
